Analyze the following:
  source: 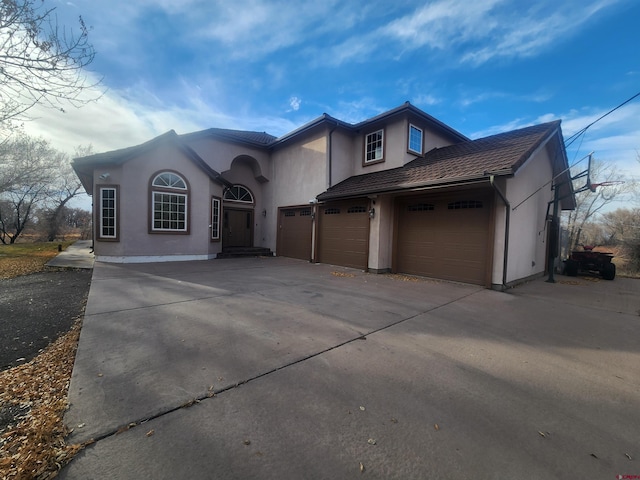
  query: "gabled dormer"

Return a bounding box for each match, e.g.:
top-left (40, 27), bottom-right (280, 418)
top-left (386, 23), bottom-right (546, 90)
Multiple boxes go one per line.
top-left (352, 102), bottom-right (469, 175)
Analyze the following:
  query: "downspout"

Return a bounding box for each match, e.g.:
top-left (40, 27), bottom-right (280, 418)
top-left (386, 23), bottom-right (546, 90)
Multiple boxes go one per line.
top-left (489, 175), bottom-right (510, 290)
top-left (328, 121), bottom-right (338, 188)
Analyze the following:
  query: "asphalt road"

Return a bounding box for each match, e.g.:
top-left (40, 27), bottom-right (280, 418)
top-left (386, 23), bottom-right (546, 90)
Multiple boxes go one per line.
top-left (0, 269), bottom-right (92, 370)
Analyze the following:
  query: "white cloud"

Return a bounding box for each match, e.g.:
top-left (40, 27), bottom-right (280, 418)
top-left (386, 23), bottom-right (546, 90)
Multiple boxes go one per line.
top-left (472, 102), bottom-right (640, 182)
top-left (288, 96), bottom-right (301, 112)
top-left (316, 0), bottom-right (624, 67)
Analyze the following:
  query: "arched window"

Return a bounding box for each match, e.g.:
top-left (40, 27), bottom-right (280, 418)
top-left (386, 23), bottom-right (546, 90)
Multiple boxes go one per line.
top-left (224, 185), bottom-right (254, 203)
top-left (152, 172), bottom-right (187, 190)
top-left (150, 171), bottom-right (189, 232)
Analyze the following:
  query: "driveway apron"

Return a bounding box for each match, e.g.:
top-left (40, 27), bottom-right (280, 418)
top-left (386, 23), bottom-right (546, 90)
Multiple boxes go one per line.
top-left (61, 258), bottom-right (640, 479)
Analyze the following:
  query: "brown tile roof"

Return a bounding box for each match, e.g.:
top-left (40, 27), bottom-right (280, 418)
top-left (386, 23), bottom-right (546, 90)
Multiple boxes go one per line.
top-left (72, 130), bottom-right (230, 193)
top-left (181, 128), bottom-right (277, 147)
top-left (316, 121), bottom-right (562, 201)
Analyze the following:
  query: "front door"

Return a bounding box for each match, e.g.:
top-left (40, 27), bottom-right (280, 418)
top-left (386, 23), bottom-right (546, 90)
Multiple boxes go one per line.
top-left (224, 209), bottom-right (253, 248)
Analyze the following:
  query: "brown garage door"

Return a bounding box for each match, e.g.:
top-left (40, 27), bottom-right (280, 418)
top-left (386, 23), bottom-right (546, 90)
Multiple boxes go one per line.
top-left (278, 207), bottom-right (312, 261)
top-left (396, 195), bottom-right (492, 285)
top-left (318, 201), bottom-right (369, 270)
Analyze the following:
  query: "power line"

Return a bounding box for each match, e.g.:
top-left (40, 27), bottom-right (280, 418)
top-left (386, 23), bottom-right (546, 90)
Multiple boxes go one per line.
top-left (564, 90), bottom-right (640, 149)
top-left (510, 91), bottom-right (640, 211)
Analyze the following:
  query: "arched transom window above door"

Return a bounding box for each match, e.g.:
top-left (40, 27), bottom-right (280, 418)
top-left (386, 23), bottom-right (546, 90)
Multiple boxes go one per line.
top-left (224, 185), bottom-right (254, 204)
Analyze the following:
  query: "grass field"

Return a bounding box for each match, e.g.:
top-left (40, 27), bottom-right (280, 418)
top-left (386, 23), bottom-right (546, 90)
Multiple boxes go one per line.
top-left (0, 241), bottom-right (75, 279)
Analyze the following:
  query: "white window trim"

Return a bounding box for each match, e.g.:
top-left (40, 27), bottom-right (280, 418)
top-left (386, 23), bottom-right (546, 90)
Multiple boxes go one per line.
top-left (151, 191), bottom-right (188, 232)
top-left (224, 185), bottom-right (254, 203)
top-left (211, 197), bottom-right (221, 240)
top-left (408, 124), bottom-right (423, 154)
top-left (99, 187), bottom-right (117, 239)
top-left (364, 129), bottom-right (384, 163)
top-left (152, 172), bottom-right (187, 190)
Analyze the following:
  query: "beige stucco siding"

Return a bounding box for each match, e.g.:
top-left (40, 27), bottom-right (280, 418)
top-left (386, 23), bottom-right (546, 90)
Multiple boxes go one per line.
top-left (93, 144), bottom-right (223, 260)
top-left (267, 131), bottom-right (328, 253)
top-left (328, 130), bottom-right (355, 188)
top-left (492, 142), bottom-right (555, 285)
top-left (367, 195), bottom-right (394, 272)
top-left (186, 137), bottom-right (271, 181)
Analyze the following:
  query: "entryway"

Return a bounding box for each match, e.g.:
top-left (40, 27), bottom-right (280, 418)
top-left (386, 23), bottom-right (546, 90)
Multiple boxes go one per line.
top-left (223, 208), bottom-right (253, 248)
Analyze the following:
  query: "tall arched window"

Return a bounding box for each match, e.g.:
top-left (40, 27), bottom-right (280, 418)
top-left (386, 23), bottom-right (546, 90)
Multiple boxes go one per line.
top-left (224, 185), bottom-right (254, 204)
top-left (150, 171), bottom-right (189, 232)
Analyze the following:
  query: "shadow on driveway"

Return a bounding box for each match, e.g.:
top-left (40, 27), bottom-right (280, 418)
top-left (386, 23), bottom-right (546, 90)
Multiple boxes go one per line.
top-left (61, 258), bottom-right (640, 480)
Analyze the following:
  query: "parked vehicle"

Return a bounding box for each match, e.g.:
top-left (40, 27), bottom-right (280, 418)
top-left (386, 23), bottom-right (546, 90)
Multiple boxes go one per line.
top-left (564, 245), bottom-right (616, 280)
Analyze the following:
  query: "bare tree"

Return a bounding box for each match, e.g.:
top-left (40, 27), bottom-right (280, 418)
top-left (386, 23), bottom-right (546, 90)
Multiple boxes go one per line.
top-left (0, 0), bottom-right (99, 132)
top-left (0, 134), bottom-right (59, 243)
top-left (43, 144), bottom-right (92, 240)
top-left (564, 158), bottom-right (638, 251)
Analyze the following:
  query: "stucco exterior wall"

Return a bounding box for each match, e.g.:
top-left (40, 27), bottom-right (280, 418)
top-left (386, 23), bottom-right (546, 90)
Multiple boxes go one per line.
top-left (367, 195), bottom-right (394, 272)
top-left (328, 130), bottom-right (355, 188)
top-left (93, 144), bottom-right (224, 261)
top-left (492, 142), bottom-right (555, 286)
top-left (186, 137), bottom-right (271, 181)
top-left (266, 130), bottom-right (328, 252)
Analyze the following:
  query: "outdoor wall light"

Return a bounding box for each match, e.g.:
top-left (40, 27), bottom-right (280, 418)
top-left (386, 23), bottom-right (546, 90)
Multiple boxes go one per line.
top-left (369, 208), bottom-right (375, 219)
top-left (262, 209), bottom-right (267, 217)
top-left (99, 173), bottom-right (110, 180)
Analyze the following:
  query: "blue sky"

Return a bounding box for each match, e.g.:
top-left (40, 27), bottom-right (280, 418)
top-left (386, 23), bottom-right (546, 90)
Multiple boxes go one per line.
top-left (24, 0), bottom-right (640, 194)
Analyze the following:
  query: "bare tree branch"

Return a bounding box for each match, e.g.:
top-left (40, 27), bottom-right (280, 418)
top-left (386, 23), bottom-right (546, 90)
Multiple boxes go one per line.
top-left (0, 0), bottom-right (101, 133)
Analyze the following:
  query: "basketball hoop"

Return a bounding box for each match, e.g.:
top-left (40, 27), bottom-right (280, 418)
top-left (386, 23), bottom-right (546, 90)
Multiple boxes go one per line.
top-left (588, 180), bottom-right (625, 199)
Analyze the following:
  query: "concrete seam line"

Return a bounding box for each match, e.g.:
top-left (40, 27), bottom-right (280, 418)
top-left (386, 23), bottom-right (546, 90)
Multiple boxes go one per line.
top-left (75, 287), bottom-right (484, 447)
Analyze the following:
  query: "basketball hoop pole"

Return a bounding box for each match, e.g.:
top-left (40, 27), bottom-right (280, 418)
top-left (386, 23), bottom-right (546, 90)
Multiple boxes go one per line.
top-left (547, 152), bottom-right (594, 283)
top-left (546, 181), bottom-right (560, 283)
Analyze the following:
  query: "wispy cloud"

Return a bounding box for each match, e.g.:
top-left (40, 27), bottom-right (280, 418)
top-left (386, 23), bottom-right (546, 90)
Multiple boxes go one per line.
top-left (316, 0), bottom-right (623, 67)
top-left (471, 102), bottom-right (640, 179)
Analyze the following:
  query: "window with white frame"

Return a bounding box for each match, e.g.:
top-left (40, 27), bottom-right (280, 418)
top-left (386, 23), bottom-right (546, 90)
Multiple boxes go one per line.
top-left (151, 172), bottom-right (188, 232)
top-left (99, 186), bottom-right (117, 240)
top-left (224, 185), bottom-right (254, 203)
top-left (211, 196), bottom-right (221, 241)
top-left (364, 129), bottom-right (384, 163)
top-left (408, 124), bottom-right (423, 154)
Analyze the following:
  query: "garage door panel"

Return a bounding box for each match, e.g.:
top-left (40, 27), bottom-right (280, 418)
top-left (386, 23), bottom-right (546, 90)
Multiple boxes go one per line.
top-left (278, 208), bottom-right (312, 261)
top-left (397, 195), bottom-right (491, 285)
top-left (318, 202), bottom-right (369, 270)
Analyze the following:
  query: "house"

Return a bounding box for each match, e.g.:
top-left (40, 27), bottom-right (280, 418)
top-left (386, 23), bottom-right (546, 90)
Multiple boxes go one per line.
top-left (72, 102), bottom-right (575, 289)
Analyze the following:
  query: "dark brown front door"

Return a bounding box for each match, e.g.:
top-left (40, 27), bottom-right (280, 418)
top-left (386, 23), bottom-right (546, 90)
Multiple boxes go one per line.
top-left (224, 209), bottom-right (253, 248)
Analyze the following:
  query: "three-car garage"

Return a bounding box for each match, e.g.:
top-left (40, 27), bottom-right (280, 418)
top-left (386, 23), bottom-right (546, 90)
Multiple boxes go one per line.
top-left (277, 193), bottom-right (493, 286)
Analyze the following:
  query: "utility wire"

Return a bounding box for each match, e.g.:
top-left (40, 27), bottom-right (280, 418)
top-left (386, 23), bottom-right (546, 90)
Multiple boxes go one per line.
top-left (564, 90), bottom-right (640, 149)
top-left (513, 90), bottom-right (640, 211)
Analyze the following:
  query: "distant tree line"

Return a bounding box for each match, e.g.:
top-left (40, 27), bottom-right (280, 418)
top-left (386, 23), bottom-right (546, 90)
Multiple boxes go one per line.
top-left (0, 133), bottom-right (92, 244)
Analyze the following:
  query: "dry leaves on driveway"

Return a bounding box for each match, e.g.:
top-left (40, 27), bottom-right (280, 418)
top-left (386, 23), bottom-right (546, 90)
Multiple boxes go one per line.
top-left (0, 318), bottom-right (90, 479)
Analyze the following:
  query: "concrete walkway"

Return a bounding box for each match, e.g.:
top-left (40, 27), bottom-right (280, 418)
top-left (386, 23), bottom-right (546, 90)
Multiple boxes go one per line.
top-left (60, 258), bottom-right (640, 479)
top-left (46, 240), bottom-right (94, 269)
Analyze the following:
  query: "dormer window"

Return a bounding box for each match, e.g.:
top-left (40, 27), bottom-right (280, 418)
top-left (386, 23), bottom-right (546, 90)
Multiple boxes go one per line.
top-left (364, 129), bottom-right (384, 164)
top-left (408, 124), bottom-right (423, 154)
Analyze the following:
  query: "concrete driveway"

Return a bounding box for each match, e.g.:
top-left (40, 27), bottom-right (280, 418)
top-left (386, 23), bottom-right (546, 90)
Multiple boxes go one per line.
top-left (61, 258), bottom-right (640, 479)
